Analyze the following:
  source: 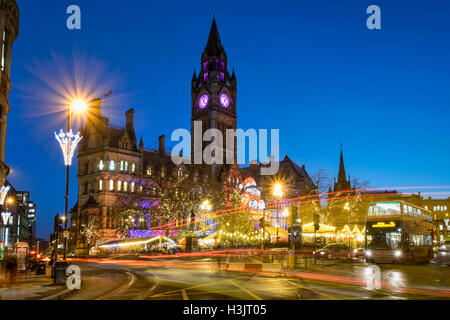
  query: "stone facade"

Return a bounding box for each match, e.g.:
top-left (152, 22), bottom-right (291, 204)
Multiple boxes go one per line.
top-left (0, 0), bottom-right (19, 187)
top-left (70, 19), bottom-right (316, 255)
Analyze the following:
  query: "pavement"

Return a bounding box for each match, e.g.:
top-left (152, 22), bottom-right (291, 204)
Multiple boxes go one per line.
top-left (1, 251), bottom-right (449, 300)
top-left (0, 266), bottom-right (70, 300)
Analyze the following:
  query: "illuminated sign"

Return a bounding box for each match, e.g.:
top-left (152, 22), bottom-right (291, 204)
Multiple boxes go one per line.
top-left (372, 222), bottom-right (396, 228)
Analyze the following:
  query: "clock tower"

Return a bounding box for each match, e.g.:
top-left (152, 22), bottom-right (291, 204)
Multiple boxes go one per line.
top-left (191, 18), bottom-right (237, 165)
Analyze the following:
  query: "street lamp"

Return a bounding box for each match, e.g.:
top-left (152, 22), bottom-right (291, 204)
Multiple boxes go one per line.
top-left (200, 200), bottom-right (212, 237)
top-left (273, 183), bottom-right (283, 245)
top-left (54, 99), bottom-right (87, 262)
top-left (344, 202), bottom-right (351, 256)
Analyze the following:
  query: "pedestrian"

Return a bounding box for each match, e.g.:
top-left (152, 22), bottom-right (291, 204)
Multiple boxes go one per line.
top-left (5, 254), bottom-right (17, 284)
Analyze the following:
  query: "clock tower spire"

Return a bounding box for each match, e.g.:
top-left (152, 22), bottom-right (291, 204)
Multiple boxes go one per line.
top-left (191, 18), bottom-right (237, 164)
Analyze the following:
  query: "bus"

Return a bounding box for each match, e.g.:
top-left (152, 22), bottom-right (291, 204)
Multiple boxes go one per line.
top-left (365, 201), bottom-right (434, 264)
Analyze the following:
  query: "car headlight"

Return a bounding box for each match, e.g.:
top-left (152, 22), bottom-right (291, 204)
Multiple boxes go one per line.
top-left (320, 251), bottom-right (325, 255)
top-left (394, 250), bottom-right (401, 257)
top-left (353, 249), bottom-right (358, 254)
top-left (365, 250), bottom-right (372, 257)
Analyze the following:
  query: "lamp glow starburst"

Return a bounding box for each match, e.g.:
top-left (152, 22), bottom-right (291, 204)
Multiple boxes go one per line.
top-left (1, 211), bottom-right (11, 225)
top-left (54, 129), bottom-right (83, 166)
top-left (0, 185), bottom-right (10, 205)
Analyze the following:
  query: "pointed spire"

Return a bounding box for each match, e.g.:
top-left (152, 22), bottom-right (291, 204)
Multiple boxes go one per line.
top-left (231, 69), bottom-right (236, 81)
top-left (204, 17), bottom-right (225, 56)
top-left (139, 135), bottom-right (144, 152)
top-left (191, 69), bottom-right (197, 82)
top-left (338, 145), bottom-right (347, 184)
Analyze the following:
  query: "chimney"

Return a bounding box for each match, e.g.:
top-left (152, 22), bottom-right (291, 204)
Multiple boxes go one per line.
top-left (125, 109), bottom-right (134, 131)
top-left (159, 135), bottom-right (166, 156)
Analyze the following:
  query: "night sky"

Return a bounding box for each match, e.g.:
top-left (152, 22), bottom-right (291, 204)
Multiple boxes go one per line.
top-left (6, 0), bottom-right (450, 239)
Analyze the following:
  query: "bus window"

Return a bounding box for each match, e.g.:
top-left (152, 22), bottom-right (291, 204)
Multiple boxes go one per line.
top-left (412, 207), bottom-right (417, 216)
top-left (368, 202), bottom-right (401, 217)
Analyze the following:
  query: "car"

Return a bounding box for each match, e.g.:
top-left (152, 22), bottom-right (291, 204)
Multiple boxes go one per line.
top-left (314, 243), bottom-right (351, 260)
top-left (438, 241), bottom-right (450, 252)
top-left (352, 246), bottom-right (366, 259)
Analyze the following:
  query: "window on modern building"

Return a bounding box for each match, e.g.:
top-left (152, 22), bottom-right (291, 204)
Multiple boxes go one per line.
top-left (109, 160), bottom-right (115, 171)
top-left (117, 180), bottom-right (122, 191)
top-left (131, 163), bottom-right (136, 173)
top-left (99, 180), bottom-right (103, 191)
top-left (98, 160), bottom-right (104, 171)
top-left (109, 179), bottom-right (114, 191)
top-left (131, 182), bottom-right (135, 193)
top-left (124, 181), bottom-right (128, 192)
top-left (146, 167), bottom-right (152, 176)
top-left (120, 160), bottom-right (124, 171)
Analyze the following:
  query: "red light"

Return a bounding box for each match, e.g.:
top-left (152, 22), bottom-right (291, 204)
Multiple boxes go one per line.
top-left (30, 250), bottom-right (36, 255)
top-left (36, 254), bottom-right (41, 259)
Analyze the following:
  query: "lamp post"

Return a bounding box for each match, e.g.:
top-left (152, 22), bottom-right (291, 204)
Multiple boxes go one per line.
top-left (200, 200), bottom-right (212, 237)
top-left (344, 202), bottom-right (351, 257)
top-left (273, 183), bottom-right (283, 245)
top-left (55, 99), bottom-right (86, 261)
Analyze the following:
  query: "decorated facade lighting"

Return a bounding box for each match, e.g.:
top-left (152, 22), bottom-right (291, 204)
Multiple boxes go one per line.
top-left (54, 129), bottom-right (83, 166)
top-left (1, 211), bottom-right (11, 225)
top-left (0, 185), bottom-right (10, 205)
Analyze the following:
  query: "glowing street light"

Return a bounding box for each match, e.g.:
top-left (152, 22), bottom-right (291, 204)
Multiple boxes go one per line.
top-left (54, 98), bottom-right (88, 262)
top-left (273, 183), bottom-right (284, 245)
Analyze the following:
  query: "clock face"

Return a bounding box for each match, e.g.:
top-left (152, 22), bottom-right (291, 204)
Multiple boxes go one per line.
top-left (198, 94), bottom-right (209, 109)
top-left (220, 93), bottom-right (230, 108)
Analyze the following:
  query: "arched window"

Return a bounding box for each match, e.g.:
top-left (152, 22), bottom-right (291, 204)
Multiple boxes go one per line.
top-left (109, 179), bottom-right (114, 191)
top-left (98, 160), bottom-right (104, 171)
top-left (124, 181), bottom-right (128, 192)
top-left (131, 163), bottom-right (136, 173)
top-left (109, 160), bottom-right (115, 171)
top-left (99, 180), bottom-right (103, 191)
top-left (131, 182), bottom-right (135, 193)
top-left (146, 167), bottom-right (152, 176)
top-left (117, 180), bottom-right (122, 191)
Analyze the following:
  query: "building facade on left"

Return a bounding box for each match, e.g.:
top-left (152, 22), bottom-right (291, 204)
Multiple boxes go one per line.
top-left (0, 0), bottom-right (19, 186)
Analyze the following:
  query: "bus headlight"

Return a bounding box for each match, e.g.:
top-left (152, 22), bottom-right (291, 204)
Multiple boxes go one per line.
top-left (365, 250), bottom-right (372, 257)
top-left (394, 250), bottom-right (402, 257)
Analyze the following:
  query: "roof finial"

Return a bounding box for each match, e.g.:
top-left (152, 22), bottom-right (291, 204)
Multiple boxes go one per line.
top-left (213, 13), bottom-right (216, 18)
top-left (340, 143), bottom-right (343, 152)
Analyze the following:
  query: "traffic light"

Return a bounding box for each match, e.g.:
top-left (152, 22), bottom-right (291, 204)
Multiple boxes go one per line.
top-left (0, 242), bottom-right (4, 260)
top-left (289, 206), bottom-right (299, 226)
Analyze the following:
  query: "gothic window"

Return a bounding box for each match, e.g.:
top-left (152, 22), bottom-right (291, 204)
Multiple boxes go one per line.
top-left (117, 180), bottom-right (122, 192)
top-left (125, 161), bottom-right (129, 172)
top-left (131, 182), bottom-right (135, 193)
top-left (220, 61), bottom-right (225, 71)
top-left (177, 168), bottom-right (183, 179)
top-left (120, 160), bottom-right (124, 171)
top-left (109, 179), bottom-right (114, 191)
top-left (131, 163), bottom-right (136, 173)
top-left (1, 30), bottom-right (8, 72)
top-left (109, 160), bottom-right (115, 171)
top-left (203, 73), bottom-right (208, 82)
top-left (203, 61), bottom-right (208, 71)
top-left (98, 160), bottom-right (104, 171)
top-left (99, 180), bottom-right (103, 191)
top-left (124, 181), bottom-right (128, 192)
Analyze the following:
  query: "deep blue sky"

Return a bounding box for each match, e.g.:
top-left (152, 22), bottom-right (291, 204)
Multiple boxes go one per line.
top-left (7, 0), bottom-right (450, 239)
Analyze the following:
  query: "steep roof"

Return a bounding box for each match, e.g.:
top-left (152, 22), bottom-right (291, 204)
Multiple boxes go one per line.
top-left (204, 18), bottom-right (225, 57)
